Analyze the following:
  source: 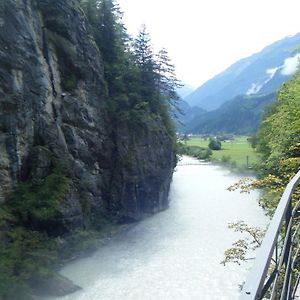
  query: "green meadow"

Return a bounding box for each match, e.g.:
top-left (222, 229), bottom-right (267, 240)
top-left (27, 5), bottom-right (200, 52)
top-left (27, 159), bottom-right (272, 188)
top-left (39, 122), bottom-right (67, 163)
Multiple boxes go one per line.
top-left (186, 136), bottom-right (259, 169)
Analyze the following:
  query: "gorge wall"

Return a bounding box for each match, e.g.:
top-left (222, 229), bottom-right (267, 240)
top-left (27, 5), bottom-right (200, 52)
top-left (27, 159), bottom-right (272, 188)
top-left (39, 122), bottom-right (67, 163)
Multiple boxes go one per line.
top-left (0, 0), bottom-right (176, 237)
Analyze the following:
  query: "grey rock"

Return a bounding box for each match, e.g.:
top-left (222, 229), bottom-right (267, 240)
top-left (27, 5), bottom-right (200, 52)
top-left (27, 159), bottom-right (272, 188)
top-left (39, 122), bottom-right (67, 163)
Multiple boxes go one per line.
top-left (0, 0), bottom-right (176, 236)
top-left (31, 274), bottom-right (82, 297)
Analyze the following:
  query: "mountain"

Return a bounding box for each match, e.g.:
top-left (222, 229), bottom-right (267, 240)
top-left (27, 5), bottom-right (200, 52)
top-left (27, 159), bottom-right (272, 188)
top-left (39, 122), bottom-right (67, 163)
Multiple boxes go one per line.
top-left (175, 100), bottom-right (206, 132)
top-left (177, 84), bottom-right (195, 98)
top-left (185, 93), bottom-right (275, 134)
top-left (185, 33), bottom-right (300, 111)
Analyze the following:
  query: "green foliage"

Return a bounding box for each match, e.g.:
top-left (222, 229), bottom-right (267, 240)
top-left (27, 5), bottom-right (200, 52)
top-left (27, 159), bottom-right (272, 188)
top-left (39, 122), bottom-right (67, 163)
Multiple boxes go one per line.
top-left (0, 228), bottom-right (58, 299)
top-left (257, 72), bottom-right (300, 170)
top-left (232, 70), bottom-right (300, 211)
top-left (247, 134), bottom-right (258, 149)
top-left (221, 155), bottom-right (231, 163)
top-left (81, 1), bottom-right (179, 142)
top-left (9, 171), bottom-right (70, 223)
top-left (221, 221), bottom-right (265, 266)
top-left (82, 0), bottom-right (128, 96)
top-left (0, 168), bottom-right (70, 298)
top-left (208, 138), bottom-right (222, 150)
top-left (1, 1), bottom-right (181, 297)
top-left (224, 69), bottom-right (300, 273)
top-left (177, 142), bottom-right (212, 160)
top-left (186, 136), bottom-right (258, 169)
top-left (185, 93), bottom-right (276, 135)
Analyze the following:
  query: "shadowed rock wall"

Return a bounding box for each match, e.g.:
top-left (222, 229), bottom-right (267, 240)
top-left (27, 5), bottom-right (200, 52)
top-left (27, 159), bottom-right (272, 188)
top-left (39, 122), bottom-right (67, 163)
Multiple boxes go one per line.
top-left (0, 0), bottom-right (176, 235)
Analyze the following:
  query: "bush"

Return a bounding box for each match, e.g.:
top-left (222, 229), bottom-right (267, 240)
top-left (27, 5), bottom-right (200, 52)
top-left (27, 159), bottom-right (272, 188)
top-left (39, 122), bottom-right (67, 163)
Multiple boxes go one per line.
top-left (221, 155), bottom-right (231, 163)
top-left (0, 169), bottom-right (71, 298)
top-left (208, 138), bottom-right (222, 150)
top-left (9, 171), bottom-right (70, 223)
top-left (176, 143), bottom-right (212, 160)
top-left (0, 228), bottom-right (58, 299)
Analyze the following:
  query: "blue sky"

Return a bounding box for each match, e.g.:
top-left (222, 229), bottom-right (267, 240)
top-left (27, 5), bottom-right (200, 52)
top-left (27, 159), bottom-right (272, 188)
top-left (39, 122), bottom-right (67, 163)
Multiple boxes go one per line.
top-left (118, 0), bottom-right (300, 88)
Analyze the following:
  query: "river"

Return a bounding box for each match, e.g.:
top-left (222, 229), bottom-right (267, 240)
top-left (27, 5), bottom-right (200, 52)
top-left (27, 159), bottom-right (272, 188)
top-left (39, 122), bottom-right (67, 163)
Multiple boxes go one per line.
top-left (51, 156), bottom-right (268, 300)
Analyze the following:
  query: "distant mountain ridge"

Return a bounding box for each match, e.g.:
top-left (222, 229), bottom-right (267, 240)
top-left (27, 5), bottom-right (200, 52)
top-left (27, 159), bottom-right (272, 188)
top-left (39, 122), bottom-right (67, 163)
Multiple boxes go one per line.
top-left (184, 93), bottom-right (275, 134)
top-left (177, 84), bottom-right (194, 98)
top-left (184, 33), bottom-right (300, 111)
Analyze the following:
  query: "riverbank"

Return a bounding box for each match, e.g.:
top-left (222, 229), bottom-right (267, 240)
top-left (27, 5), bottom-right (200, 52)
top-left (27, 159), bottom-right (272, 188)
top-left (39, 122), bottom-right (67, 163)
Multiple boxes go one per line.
top-left (31, 223), bottom-right (132, 299)
top-left (184, 136), bottom-right (258, 171)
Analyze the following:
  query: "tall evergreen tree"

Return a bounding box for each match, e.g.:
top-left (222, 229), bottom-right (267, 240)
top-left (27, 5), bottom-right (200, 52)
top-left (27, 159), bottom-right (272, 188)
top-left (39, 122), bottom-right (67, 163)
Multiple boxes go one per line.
top-left (155, 48), bottom-right (182, 113)
top-left (81, 0), bottom-right (128, 97)
top-left (133, 25), bottom-right (157, 107)
top-left (81, 1), bottom-right (181, 135)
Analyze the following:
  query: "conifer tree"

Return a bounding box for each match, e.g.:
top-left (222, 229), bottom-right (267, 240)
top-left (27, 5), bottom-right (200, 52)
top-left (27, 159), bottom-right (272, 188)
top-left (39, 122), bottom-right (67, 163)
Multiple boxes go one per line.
top-left (81, 0), bottom-right (128, 97)
top-left (155, 48), bottom-right (182, 110)
top-left (133, 25), bottom-right (157, 107)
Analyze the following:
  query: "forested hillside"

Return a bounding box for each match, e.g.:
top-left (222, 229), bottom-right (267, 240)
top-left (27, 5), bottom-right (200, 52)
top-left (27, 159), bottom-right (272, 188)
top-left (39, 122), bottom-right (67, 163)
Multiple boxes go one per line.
top-left (224, 67), bottom-right (300, 280)
top-left (255, 70), bottom-right (300, 212)
top-left (184, 93), bottom-right (275, 134)
top-left (233, 69), bottom-right (300, 214)
top-left (180, 34), bottom-right (300, 135)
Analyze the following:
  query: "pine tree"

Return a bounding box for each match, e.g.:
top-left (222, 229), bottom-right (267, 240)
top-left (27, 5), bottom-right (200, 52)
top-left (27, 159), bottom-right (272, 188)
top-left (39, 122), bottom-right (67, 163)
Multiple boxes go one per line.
top-left (81, 0), bottom-right (128, 97)
top-left (133, 25), bottom-right (157, 107)
top-left (155, 48), bottom-right (182, 111)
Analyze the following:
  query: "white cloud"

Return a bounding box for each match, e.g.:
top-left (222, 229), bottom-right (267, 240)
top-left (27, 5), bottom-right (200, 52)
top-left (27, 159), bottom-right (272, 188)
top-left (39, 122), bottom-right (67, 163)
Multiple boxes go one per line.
top-left (246, 83), bottom-right (263, 95)
top-left (266, 67), bottom-right (280, 77)
top-left (281, 53), bottom-right (300, 75)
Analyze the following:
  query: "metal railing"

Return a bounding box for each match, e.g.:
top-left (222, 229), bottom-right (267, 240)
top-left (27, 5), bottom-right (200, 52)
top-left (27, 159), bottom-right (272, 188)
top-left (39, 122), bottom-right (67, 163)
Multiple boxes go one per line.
top-left (239, 170), bottom-right (300, 300)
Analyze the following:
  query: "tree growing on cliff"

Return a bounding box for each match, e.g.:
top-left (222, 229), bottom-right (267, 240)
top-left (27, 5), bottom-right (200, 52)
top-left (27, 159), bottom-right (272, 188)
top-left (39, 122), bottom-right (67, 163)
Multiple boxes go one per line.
top-left (155, 48), bottom-right (183, 118)
top-left (81, 0), bottom-right (181, 139)
top-left (132, 26), bottom-right (182, 131)
top-left (155, 48), bottom-right (182, 102)
top-left (81, 0), bottom-right (129, 97)
top-left (133, 25), bottom-right (157, 107)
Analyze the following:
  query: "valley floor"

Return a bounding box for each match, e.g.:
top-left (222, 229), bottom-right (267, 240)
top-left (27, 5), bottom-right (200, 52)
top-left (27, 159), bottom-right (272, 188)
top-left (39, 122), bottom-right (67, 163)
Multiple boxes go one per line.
top-left (186, 136), bottom-right (258, 169)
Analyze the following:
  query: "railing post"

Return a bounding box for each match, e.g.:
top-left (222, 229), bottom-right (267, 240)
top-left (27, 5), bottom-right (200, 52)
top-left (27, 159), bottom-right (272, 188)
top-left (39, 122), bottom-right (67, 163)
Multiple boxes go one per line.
top-left (239, 170), bottom-right (300, 300)
top-left (281, 201), bottom-right (293, 300)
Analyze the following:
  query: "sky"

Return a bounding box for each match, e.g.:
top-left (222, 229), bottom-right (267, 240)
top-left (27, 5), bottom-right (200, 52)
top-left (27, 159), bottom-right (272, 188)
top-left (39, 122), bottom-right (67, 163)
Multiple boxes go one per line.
top-left (118, 0), bottom-right (300, 88)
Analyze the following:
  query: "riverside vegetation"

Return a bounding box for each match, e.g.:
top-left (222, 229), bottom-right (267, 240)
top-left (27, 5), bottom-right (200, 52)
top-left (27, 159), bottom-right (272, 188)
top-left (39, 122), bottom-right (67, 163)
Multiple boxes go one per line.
top-left (0, 0), bottom-right (181, 298)
top-left (222, 68), bottom-right (300, 282)
top-left (178, 136), bottom-right (258, 170)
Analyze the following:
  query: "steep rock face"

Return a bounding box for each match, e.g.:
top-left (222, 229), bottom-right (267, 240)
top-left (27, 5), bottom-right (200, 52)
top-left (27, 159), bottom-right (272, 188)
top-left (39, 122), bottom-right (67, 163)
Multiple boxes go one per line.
top-left (0, 0), bottom-right (175, 234)
top-left (110, 119), bottom-right (175, 221)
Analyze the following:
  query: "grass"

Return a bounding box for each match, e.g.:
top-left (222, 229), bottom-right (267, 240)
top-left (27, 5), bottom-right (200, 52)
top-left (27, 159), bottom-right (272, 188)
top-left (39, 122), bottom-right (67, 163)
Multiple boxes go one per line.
top-left (186, 136), bottom-right (259, 169)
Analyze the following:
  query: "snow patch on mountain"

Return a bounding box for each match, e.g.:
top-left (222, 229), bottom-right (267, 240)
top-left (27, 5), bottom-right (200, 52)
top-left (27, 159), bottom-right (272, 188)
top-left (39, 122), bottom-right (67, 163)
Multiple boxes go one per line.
top-left (246, 53), bottom-right (300, 96)
top-left (246, 67), bottom-right (280, 95)
top-left (246, 83), bottom-right (263, 95)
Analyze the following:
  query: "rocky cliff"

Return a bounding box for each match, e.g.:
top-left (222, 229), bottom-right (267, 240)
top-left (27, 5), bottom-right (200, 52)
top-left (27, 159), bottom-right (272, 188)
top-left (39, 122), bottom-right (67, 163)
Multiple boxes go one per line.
top-left (0, 0), bottom-right (176, 238)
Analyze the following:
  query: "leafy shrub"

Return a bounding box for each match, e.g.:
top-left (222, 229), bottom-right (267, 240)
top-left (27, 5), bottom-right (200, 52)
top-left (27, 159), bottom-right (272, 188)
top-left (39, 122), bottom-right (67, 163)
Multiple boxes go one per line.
top-left (208, 138), bottom-right (222, 150)
top-left (9, 171), bottom-right (70, 223)
top-left (0, 169), bottom-right (71, 298)
top-left (177, 143), bottom-right (212, 160)
top-left (0, 228), bottom-right (58, 299)
top-left (221, 155), bottom-right (231, 163)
